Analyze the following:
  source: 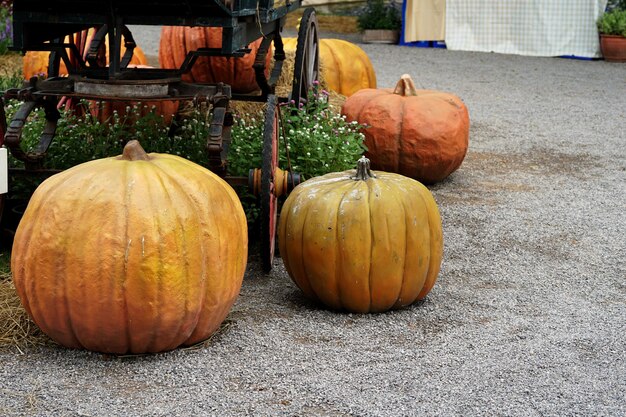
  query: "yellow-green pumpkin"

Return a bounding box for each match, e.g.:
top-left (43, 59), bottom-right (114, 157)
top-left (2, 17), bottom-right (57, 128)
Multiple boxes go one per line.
top-left (278, 157), bottom-right (443, 313)
top-left (11, 141), bottom-right (248, 354)
top-left (282, 38), bottom-right (377, 97)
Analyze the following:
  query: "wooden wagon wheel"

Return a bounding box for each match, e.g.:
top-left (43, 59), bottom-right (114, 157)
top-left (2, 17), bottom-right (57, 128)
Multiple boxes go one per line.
top-left (291, 7), bottom-right (320, 106)
top-left (260, 94), bottom-right (281, 273)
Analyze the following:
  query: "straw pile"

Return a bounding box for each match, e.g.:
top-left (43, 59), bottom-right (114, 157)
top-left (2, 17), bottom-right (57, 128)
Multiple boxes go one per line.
top-left (181, 49), bottom-right (346, 122)
top-left (284, 11), bottom-right (359, 34)
top-left (0, 53), bottom-right (21, 77)
top-left (0, 272), bottom-right (53, 352)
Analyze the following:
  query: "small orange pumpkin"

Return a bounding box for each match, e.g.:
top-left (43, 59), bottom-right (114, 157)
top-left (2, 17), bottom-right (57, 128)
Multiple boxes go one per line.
top-left (159, 26), bottom-right (271, 93)
top-left (341, 74), bottom-right (470, 183)
top-left (22, 30), bottom-right (148, 79)
top-left (278, 157), bottom-right (443, 313)
top-left (11, 140), bottom-right (248, 354)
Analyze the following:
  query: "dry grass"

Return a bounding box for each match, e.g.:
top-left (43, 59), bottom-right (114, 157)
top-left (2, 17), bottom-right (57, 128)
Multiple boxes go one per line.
top-left (0, 53), bottom-right (22, 77)
top-left (285, 12), bottom-right (359, 34)
top-left (184, 49), bottom-right (346, 122)
top-left (0, 273), bottom-right (54, 353)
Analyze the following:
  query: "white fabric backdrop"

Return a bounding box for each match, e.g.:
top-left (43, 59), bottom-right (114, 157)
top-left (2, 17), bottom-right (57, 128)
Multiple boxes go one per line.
top-left (404, 0), bottom-right (446, 42)
top-left (445, 0), bottom-right (608, 58)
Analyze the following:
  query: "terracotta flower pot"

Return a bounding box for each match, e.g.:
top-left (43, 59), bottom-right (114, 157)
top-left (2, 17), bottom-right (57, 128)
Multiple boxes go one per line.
top-left (600, 34), bottom-right (626, 63)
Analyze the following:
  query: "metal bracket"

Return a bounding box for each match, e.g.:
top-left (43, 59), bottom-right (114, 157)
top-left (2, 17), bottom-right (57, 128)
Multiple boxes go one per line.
top-left (202, 83), bottom-right (232, 175)
top-left (4, 99), bottom-right (60, 170)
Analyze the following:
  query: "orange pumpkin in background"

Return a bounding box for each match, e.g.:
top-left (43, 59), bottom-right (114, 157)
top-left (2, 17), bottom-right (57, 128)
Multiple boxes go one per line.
top-left (341, 74), bottom-right (470, 183)
top-left (282, 38), bottom-right (376, 97)
top-left (159, 26), bottom-right (271, 93)
top-left (22, 30), bottom-right (148, 79)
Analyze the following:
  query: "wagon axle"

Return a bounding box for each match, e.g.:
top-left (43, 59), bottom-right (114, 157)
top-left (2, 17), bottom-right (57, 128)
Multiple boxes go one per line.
top-left (248, 167), bottom-right (304, 198)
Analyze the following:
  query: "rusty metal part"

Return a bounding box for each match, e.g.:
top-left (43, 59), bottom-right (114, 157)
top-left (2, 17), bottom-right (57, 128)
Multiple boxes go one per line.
top-left (4, 75), bottom-right (243, 103)
top-left (203, 83), bottom-right (231, 175)
top-left (248, 167), bottom-right (262, 196)
top-left (74, 77), bottom-right (174, 98)
top-left (4, 99), bottom-right (60, 170)
top-left (248, 167), bottom-right (303, 197)
top-left (274, 168), bottom-right (304, 196)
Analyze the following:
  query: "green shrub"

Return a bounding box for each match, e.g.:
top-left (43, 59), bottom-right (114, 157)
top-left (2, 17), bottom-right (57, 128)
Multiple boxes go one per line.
top-left (2, 87), bottom-right (367, 224)
top-left (0, 68), bottom-right (21, 90)
top-left (606, 0), bottom-right (626, 12)
top-left (598, 8), bottom-right (626, 36)
top-left (357, 0), bottom-right (402, 31)
top-left (0, 5), bottom-right (12, 55)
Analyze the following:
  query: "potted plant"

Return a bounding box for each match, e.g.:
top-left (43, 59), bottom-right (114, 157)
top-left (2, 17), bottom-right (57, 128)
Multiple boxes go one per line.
top-left (597, 1), bottom-right (626, 62)
top-left (357, 0), bottom-right (402, 44)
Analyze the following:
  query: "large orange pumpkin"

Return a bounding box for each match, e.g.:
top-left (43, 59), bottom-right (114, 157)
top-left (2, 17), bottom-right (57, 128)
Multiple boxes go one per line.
top-left (11, 140), bottom-right (248, 354)
top-left (159, 26), bottom-right (271, 93)
top-left (22, 30), bottom-right (148, 79)
top-left (341, 74), bottom-right (470, 183)
top-left (278, 157), bottom-right (443, 313)
top-left (282, 38), bottom-right (376, 97)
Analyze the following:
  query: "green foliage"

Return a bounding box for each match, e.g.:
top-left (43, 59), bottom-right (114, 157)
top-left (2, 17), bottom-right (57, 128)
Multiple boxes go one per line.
top-left (0, 5), bottom-right (12, 55)
top-left (357, 0), bottom-right (402, 31)
top-left (598, 8), bottom-right (626, 36)
top-left (227, 87), bottom-right (368, 223)
top-left (279, 89), bottom-right (368, 178)
top-left (2, 85), bottom-right (367, 225)
top-left (0, 68), bottom-right (21, 91)
top-left (229, 88), bottom-right (367, 179)
top-left (606, 0), bottom-right (626, 12)
top-left (4, 101), bottom-right (183, 198)
top-left (5, 101), bottom-right (173, 170)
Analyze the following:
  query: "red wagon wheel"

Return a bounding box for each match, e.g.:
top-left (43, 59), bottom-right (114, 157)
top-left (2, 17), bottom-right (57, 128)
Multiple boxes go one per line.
top-left (291, 7), bottom-right (320, 106)
top-left (260, 94), bottom-right (281, 272)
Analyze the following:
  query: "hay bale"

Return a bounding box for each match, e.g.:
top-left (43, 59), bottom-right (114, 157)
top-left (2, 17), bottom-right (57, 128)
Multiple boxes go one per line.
top-left (229, 50), bottom-right (349, 120)
top-left (0, 275), bottom-right (53, 352)
top-left (0, 54), bottom-right (22, 78)
top-left (177, 49), bottom-right (345, 124)
top-left (285, 11), bottom-right (359, 34)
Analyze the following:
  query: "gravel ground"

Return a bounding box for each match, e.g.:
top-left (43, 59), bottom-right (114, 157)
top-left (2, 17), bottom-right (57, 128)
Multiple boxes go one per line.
top-left (1, 27), bottom-right (625, 417)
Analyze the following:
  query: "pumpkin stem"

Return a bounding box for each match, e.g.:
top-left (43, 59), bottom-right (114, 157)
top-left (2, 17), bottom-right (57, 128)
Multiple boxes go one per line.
top-left (393, 74), bottom-right (418, 97)
top-left (352, 156), bottom-right (376, 181)
top-left (120, 140), bottom-right (151, 161)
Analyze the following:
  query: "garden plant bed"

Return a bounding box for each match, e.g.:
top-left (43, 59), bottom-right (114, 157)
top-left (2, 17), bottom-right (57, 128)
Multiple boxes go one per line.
top-left (0, 32), bottom-right (625, 416)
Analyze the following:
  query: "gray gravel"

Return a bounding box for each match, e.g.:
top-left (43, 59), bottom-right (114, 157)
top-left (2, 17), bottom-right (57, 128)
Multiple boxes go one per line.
top-left (1, 28), bottom-right (625, 417)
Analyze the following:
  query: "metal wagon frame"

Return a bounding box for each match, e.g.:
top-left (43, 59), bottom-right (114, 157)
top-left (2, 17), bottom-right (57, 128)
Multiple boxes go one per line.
top-left (0, 0), bottom-right (321, 272)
